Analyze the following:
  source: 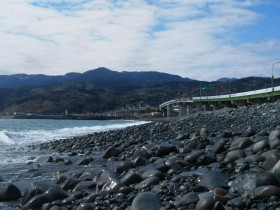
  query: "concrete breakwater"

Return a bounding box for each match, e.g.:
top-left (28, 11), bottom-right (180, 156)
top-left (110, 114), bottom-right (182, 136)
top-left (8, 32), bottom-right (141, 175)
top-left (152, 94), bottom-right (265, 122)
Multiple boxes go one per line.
top-left (1, 100), bottom-right (280, 209)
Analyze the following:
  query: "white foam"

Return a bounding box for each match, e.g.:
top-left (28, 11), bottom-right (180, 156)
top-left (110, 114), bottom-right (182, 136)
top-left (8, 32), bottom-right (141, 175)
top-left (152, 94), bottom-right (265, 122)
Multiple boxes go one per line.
top-left (3, 120), bottom-right (149, 145)
top-left (0, 130), bottom-right (15, 145)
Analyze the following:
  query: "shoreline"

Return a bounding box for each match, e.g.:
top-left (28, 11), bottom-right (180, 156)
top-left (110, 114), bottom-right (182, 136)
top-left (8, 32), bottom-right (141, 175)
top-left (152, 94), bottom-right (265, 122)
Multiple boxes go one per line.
top-left (1, 101), bottom-right (280, 209)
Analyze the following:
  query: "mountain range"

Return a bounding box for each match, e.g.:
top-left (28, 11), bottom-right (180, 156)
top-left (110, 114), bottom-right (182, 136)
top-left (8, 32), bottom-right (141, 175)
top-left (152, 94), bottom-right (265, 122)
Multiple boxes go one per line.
top-left (0, 68), bottom-right (274, 115)
top-left (0, 67), bottom-right (193, 89)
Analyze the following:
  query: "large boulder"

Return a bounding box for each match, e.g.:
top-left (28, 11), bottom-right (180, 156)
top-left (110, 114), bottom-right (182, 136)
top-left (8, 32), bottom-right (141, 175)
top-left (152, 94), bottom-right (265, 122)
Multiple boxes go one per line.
top-left (102, 146), bottom-right (121, 159)
top-left (0, 183), bottom-right (21, 201)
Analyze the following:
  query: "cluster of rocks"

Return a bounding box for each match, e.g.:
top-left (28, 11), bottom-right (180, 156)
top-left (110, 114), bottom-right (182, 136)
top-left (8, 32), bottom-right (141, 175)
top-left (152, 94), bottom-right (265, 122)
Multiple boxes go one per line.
top-left (1, 100), bottom-right (280, 209)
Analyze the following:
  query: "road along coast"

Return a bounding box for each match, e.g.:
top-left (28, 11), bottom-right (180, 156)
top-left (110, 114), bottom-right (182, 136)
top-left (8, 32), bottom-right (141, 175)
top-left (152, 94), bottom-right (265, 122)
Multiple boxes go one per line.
top-left (2, 100), bottom-right (280, 209)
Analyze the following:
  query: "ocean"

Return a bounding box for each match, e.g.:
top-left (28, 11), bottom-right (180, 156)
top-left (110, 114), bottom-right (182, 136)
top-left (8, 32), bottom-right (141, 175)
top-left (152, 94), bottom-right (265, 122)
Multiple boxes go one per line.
top-left (0, 119), bottom-right (148, 166)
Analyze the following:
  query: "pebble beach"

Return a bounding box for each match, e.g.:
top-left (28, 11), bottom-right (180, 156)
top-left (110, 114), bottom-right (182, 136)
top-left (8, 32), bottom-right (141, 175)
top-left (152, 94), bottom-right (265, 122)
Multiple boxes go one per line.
top-left (2, 100), bottom-right (280, 209)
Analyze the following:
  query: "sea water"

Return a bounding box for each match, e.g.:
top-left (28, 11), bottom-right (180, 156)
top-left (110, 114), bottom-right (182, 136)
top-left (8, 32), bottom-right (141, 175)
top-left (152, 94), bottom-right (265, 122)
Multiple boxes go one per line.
top-left (0, 119), bottom-right (148, 165)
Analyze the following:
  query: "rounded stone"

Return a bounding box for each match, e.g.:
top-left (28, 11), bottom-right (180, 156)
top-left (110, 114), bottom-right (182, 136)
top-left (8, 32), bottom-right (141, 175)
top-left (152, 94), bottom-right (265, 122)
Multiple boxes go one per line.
top-left (253, 140), bottom-right (268, 153)
top-left (199, 171), bottom-right (227, 190)
top-left (269, 130), bottom-right (280, 143)
top-left (229, 197), bottom-right (246, 208)
top-left (254, 185), bottom-right (280, 198)
top-left (272, 159), bottom-right (280, 182)
top-left (133, 147), bottom-right (151, 159)
top-left (244, 155), bottom-right (265, 163)
top-left (256, 172), bottom-right (280, 187)
top-left (196, 196), bottom-right (215, 210)
top-left (224, 150), bottom-right (245, 163)
top-left (262, 149), bottom-right (280, 170)
top-left (131, 192), bottom-right (162, 210)
top-left (102, 146), bottom-right (121, 159)
top-left (44, 186), bottom-right (69, 201)
top-left (121, 171), bottom-right (142, 186)
top-left (230, 137), bottom-right (253, 150)
top-left (156, 142), bottom-right (177, 156)
top-left (76, 203), bottom-right (94, 210)
top-left (185, 150), bottom-right (205, 164)
top-left (141, 169), bottom-right (165, 180)
top-left (78, 157), bottom-right (93, 165)
top-left (134, 176), bottom-right (160, 190)
top-left (116, 161), bottom-right (135, 174)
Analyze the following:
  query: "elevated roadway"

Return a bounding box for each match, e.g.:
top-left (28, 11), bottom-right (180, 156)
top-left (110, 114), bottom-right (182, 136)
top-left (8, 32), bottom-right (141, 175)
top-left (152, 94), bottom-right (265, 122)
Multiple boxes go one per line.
top-left (159, 86), bottom-right (280, 117)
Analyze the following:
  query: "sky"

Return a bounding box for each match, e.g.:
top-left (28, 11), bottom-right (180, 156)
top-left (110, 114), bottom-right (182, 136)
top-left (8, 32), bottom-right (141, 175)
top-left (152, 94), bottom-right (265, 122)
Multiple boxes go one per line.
top-left (0, 0), bottom-right (280, 81)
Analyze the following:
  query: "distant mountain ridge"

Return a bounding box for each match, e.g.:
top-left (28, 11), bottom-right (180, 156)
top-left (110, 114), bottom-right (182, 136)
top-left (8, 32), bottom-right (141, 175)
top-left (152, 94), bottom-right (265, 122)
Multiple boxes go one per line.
top-left (217, 77), bottom-right (238, 82)
top-left (0, 67), bottom-right (193, 89)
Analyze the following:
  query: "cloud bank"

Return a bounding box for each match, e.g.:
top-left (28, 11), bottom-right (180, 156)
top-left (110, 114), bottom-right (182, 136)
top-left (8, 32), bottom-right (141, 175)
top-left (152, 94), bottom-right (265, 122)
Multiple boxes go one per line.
top-left (0, 0), bottom-right (279, 80)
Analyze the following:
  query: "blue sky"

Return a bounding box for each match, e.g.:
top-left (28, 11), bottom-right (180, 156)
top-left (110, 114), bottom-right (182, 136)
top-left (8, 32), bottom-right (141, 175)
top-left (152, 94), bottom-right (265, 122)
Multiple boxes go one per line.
top-left (0, 0), bottom-right (279, 81)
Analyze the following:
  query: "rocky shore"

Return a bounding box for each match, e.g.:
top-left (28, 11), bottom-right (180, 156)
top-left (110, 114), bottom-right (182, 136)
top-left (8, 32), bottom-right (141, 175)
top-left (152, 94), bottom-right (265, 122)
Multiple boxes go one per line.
top-left (2, 100), bottom-right (280, 209)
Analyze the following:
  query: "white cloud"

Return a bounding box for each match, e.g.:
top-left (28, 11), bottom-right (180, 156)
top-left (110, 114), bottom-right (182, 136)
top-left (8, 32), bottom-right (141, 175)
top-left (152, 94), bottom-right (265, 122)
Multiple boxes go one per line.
top-left (0, 0), bottom-right (279, 81)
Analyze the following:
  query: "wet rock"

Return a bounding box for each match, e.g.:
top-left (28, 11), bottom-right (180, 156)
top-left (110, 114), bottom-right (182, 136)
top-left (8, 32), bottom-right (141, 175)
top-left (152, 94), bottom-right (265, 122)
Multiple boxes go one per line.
top-left (78, 157), bottom-right (93, 165)
top-left (119, 186), bottom-right (133, 194)
top-left (224, 150), bottom-right (245, 163)
top-left (256, 172), bottom-right (280, 187)
top-left (254, 185), bottom-right (280, 198)
top-left (184, 137), bottom-right (209, 150)
top-left (165, 160), bottom-right (182, 171)
top-left (134, 176), bottom-right (160, 190)
top-left (61, 178), bottom-right (81, 190)
top-left (21, 181), bottom-right (54, 206)
top-left (272, 159), bottom-right (280, 182)
top-left (173, 191), bottom-right (199, 207)
top-left (261, 149), bottom-right (280, 169)
top-left (199, 171), bottom-right (227, 190)
top-left (212, 141), bottom-right (226, 154)
top-left (21, 194), bottom-right (49, 210)
top-left (229, 197), bottom-right (246, 208)
top-left (230, 137), bottom-right (253, 150)
top-left (76, 203), bottom-right (94, 210)
top-left (133, 156), bottom-right (147, 166)
top-left (196, 196), bottom-right (215, 210)
top-left (116, 161), bottom-right (135, 174)
top-left (44, 186), bottom-right (68, 201)
top-left (73, 181), bottom-right (95, 191)
top-left (121, 171), bottom-right (142, 186)
top-left (102, 146), bottom-right (121, 159)
top-left (244, 155), bottom-right (265, 163)
top-left (79, 171), bottom-right (96, 181)
top-left (156, 142), bottom-right (177, 156)
top-left (270, 139), bottom-right (280, 149)
top-left (213, 188), bottom-right (229, 203)
top-left (269, 130), bottom-right (280, 143)
top-left (0, 183), bottom-right (21, 201)
top-left (53, 174), bottom-right (68, 185)
top-left (131, 192), bottom-right (162, 210)
top-left (141, 169), bottom-right (165, 180)
top-left (133, 147), bottom-right (151, 159)
top-left (50, 206), bottom-right (61, 210)
top-left (185, 150), bottom-right (205, 164)
top-left (95, 169), bottom-right (120, 193)
top-left (138, 160), bottom-right (169, 173)
top-left (252, 140), bottom-right (268, 153)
